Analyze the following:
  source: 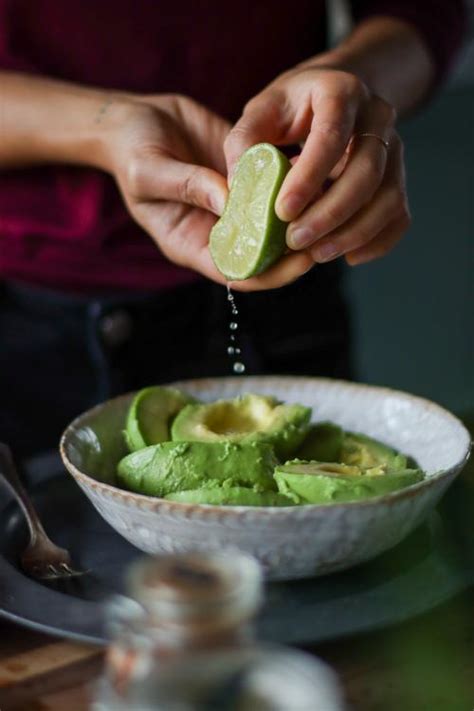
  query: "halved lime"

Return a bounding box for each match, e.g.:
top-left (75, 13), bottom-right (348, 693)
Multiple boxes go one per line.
top-left (210, 143), bottom-right (291, 280)
top-left (125, 386), bottom-right (197, 452)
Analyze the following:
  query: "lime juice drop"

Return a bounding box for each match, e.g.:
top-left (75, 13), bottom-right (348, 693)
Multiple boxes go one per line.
top-left (226, 285), bottom-right (246, 375)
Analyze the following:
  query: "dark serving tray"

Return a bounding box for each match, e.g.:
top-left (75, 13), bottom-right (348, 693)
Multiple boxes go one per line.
top-left (0, 454), bottom-right (473, 646)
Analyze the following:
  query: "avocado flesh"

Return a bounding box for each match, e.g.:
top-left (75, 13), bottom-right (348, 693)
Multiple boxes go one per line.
top-left (296, 422), bottom-right (344, 462)
top-left (125, 386), bottom-right (197, 452)
top-left (340, 432), bottom-right (407, 470)
top-left (171, 394), bottom-right (311, 460)
top-left (117, 440), bottom-right (278, 497)
top-left (274, 460), bottom-right (424, 504)
top-left (165, 487), bottom-right (294, 507)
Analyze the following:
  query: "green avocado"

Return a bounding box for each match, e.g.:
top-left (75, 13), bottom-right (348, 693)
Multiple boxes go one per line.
top-left (340, 432), bottom-right (408, 470)
top-left (171, 393), bottom-right (311, 460)
top-left (165, 487), bottom-right (294, 507)
top-left (125, 386), bottom-right (197, 452)
top-left (296, 422), bottom-right (343, 462)
top-left (274, 460), bottom-right (424, 504)
top-left (117, 440), bottom-right (278, 497)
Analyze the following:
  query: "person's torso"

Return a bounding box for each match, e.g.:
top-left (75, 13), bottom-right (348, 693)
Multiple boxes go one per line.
top-left (0, 0), bottom-right (327, 292)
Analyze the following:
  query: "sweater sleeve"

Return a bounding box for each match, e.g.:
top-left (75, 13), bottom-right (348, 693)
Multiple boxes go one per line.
top-left (350, 0), bottom-right (468, 85)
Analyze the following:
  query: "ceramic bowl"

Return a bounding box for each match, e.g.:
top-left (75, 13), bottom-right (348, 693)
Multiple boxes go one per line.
top-left (60, 376), bottom-right (471, 581)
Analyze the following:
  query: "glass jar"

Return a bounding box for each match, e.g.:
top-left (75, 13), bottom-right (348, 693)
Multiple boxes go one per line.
top-left (92, 551), bottom-right (345, 710)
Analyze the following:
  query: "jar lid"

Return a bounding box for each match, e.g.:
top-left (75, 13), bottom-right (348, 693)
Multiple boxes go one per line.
top-left (126, 550), bottom-right (262, 626)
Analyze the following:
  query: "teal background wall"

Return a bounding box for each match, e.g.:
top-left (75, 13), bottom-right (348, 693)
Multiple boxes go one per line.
top-left (346, 86), bottom-right (473, 415)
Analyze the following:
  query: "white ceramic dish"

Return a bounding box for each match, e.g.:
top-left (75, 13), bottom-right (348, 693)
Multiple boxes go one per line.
top-left (60, 377), bottom-right (471, 581)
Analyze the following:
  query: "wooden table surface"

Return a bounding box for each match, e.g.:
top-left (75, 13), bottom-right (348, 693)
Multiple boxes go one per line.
top-left (1, 586), bottom-right (473, 711)
top-left (1, 457), bottom-right (473, 711)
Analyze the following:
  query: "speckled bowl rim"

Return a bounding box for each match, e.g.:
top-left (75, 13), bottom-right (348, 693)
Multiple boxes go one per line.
top-left (59, 376), bottom-right (472, 517)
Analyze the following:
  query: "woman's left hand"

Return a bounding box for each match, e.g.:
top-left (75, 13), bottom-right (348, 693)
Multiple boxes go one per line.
top-left (224, 64), bottom-right (411, 283)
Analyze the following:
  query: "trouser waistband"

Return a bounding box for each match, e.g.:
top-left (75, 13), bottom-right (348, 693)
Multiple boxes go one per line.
top-left (2, 279), bottom-right (207, 316)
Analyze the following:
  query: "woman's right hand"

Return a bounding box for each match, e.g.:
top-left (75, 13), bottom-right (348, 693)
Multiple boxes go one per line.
top-left (101, 94), bottom-right (231, 283)
top-left (1, 71), bottom-right (313, 290)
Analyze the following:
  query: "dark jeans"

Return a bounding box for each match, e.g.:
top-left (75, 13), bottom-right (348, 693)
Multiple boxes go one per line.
top-left (0, 266), bottom-right (352, 458)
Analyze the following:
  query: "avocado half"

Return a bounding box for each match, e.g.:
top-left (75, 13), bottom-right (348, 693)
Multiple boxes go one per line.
top-left (125, 386), bottom-right (197, 452)
top-left (171, 394), bottom-right (311, 460)
top-left (165, 487), bottom-right (294, 507)
top-left (340, 431), bottom-right (408, 470)
top-left (117, 440), bottom-right (278, 497)
top-left (296, 422), bottom-right (344, 462)
top-left (274, 460), bottom-right (424, 505)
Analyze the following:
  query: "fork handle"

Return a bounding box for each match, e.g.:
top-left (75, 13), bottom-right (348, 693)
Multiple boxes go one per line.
top-left (0, 443), bottom-right (50, 544)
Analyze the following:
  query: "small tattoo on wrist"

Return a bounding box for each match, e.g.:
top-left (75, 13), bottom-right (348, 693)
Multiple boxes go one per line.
top-left (95, 98), bottom-right (114, 124)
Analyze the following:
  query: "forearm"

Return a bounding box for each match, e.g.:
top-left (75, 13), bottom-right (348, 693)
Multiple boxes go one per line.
top-left (308, 16), bottom-right (436, 115)
top-left (0, 71), bottom-right (129, 169)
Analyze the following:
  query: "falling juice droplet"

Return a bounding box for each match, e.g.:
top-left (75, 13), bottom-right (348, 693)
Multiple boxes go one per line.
top-left (226, 284), bottom-right (246, 375)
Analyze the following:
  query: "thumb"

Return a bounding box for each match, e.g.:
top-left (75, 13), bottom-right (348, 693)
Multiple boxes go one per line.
top-left (145, 153), bottom-right (228, 215)
top-left (224, 93), bottom-right (285, 181)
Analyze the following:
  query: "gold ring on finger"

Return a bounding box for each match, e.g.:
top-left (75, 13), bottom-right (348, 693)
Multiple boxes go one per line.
top-left (354, 132), bottom-right (390, 152)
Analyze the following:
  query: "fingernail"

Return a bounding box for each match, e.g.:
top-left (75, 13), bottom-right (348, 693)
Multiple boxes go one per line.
top-left (312, 242), bottom-right (340, 262)
top-left (287, 227), bottom-right (314, 250)
top-left (278, 194), bottom-right (303, 221)
top-left (212, 192), bottom-right (227, 215)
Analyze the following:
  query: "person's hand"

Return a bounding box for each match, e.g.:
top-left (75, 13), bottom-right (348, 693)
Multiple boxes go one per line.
top-left (224, 65), bottom-right (411, 286)
top-left (102, 94), bottom-right (232, 283)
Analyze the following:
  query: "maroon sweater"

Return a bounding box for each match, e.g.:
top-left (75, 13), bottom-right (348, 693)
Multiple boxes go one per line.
top-left (0, 0), bottom-right (466, 292)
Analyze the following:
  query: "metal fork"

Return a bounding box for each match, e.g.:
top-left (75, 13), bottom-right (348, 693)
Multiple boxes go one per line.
top-left (0, 442), bottom-right (86, 581)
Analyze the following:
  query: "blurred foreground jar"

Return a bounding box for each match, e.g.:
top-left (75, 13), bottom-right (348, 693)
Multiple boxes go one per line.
top-left (92, 551), bottom-right (345, 710)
